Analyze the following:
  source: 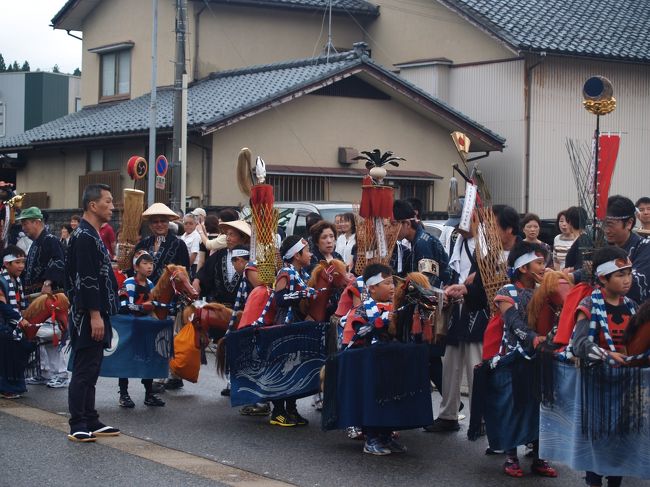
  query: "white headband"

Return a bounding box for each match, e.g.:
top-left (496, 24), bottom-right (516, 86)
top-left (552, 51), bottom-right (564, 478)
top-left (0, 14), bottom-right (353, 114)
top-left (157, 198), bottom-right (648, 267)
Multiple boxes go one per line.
top-left (3, 254), bottom-right (22, 263)
top-left (365, 273), bottom-right (388, 287)
top-left (133, 251), bottom-right (151, 267)
top-left (283, 240), bottom-right (306, 261)
top-left (596, 259), bottom-right (632, 277)
top-left (513, 251), bottom-right (542, 270)
top-left (231, 249), bottom-right (250, 258)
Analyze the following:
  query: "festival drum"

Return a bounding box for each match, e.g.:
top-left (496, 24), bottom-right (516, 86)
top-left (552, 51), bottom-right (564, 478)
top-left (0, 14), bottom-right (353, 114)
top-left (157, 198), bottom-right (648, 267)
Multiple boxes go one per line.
top-left (321, 342), bottom-right (433, 431)
top-left (539, 360), bottom-right (650, 480)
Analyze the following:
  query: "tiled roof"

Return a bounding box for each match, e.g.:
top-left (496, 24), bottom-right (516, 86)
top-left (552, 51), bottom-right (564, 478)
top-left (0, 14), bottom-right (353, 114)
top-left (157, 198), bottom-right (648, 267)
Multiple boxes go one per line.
top-left (440, 0), bottom-right (650, 62)
top-left (0, 49), bottom-right (505, 151)
top-left (207, 0), bottom-right (379, 16)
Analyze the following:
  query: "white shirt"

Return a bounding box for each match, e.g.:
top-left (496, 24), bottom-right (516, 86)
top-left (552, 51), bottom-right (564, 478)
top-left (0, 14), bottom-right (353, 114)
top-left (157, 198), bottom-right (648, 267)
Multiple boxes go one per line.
top-left (449, 235), bottom-right (476, 284)
top-left (181, 230), bottom-right (201, 255)
top-left (335, 233), bottom-right (356, 267)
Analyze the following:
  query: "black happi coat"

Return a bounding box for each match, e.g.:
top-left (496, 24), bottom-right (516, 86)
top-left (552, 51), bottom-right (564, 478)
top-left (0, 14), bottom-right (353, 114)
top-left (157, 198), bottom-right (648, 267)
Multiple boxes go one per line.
top-left (65, 219), bottom-right (119, 351)
top-left (134, 234), bottom-right (190, 284)
top-left (23, 230), bottom-right (65, 289)
top-left (197, 248), bottom-right (241, 306)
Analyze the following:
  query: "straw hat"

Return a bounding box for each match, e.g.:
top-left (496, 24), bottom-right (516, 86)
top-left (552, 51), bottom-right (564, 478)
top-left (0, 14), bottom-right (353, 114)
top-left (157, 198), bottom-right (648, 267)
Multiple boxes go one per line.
top-left (219, 220), bottom-right (251, 237)
top-left (142, 203), bottom-right (180, 221)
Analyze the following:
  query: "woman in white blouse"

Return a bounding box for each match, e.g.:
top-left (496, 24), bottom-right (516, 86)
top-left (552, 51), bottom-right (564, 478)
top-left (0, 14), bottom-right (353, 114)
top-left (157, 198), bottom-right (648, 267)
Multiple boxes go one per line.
top-left (335, 212), bottom-right (356, 271)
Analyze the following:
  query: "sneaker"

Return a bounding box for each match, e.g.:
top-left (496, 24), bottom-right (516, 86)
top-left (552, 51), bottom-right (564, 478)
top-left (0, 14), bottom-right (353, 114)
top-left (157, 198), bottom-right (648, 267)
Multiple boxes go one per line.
top-left (485, 447), bottom-right (504, 455)
top-left (220, 387), bottom-right (231, 397)
top-left (26, 375), bottom-right (48, 385)
top-left (504, 458), bottom-right (524, 478)
top-left (287, 410), bottom-right (309, 426)
top-left (312, 393), bottom-right (323, 411)
top-left (240, 403), bottom-right (271, 416)
top-left (269, 410), bottom-right (296, 427)
top-left (46, 377), bottom-right (69, 388)
top-left (346, 427), bottom-right (364, 440)
top-left (144, 394), bottom-right (166, 407)
top-left (164, 378), bottom-right (183, 390)
top-left (385, 438), bottom-right (407, 454)
top-left (423, 418), bottom-right (460, 433)
top-left (67, 431), bottom-right (96, 443)
top-left (531, 459), bottom-right (557, 477)
top-left (119, 393), bottom-right (135, 408)
top-left (0, 392), bottom-right (21, 399)
top-left (363, 438), bottom-right (391, 456)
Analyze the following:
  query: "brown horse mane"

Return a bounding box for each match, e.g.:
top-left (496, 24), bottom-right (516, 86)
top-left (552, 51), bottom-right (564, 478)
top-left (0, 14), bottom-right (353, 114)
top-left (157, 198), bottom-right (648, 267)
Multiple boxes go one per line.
top-left (389, 272), bottom-right (430, 336)
top-left (150, 264), bottom-right (189, 302)
top-left (527, 271), bottom-right (573, 332)
top-left (307, 259), bottom-right (348, 287)
top-left (23, 293), bottom-right (69, 322)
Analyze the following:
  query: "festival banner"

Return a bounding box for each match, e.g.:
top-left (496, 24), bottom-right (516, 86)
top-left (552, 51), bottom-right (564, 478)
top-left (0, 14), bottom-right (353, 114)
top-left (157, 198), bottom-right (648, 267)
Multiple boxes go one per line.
top-left (69, 315), bottom-right (174, 379)
top-left (226, 321), bottom-right (330, 407)
top-left (539, 361), bottom-right (650, 479)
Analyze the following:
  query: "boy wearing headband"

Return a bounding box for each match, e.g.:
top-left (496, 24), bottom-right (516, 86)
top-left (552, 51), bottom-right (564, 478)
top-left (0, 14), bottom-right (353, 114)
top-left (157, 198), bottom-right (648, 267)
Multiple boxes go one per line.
top-left (0, 246), bottom-right (31, 399)
top-left (268, 235), bottom-right (315, 427)
top-left (571, 246), bottom-right (636, 366)
top-left (341, 263), bottom-right (405, 456)
top-left (491, 241), bottom-right (557, 478)
top-left (570, 245), bottom-right (636, 487)
top-left (116, 250), bottom-right (165, 408)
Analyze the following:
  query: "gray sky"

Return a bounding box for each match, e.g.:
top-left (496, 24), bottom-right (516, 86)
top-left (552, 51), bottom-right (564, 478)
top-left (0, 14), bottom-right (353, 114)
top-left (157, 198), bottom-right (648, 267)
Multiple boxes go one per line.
top-left (0, 1), bottom-right (81, 73)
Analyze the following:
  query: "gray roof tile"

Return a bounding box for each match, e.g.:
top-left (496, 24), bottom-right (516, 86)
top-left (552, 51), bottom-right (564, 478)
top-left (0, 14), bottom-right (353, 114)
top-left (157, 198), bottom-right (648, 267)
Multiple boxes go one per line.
top-left (441, 0), bottom-right (650, 62)
top-left (207, 0), bottom-right (379, 16)
top-left (0, 49), bottom-right (504, 151)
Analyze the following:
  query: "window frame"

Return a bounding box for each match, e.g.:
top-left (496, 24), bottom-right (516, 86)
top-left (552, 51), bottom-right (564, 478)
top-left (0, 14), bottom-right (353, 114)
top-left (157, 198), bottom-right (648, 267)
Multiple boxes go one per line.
top-left (97, 48), bottom-right (132, 103)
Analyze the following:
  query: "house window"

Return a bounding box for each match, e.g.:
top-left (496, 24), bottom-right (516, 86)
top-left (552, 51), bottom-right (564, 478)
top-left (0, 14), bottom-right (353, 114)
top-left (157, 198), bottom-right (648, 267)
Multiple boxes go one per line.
top-left (267, 175), bottom-right (326, 202)
top-left (101, 50), bottom-right (131, 98)
top-left (398, 181), bottom-right (432, 213)
top-left (87, 147), bottom-right (125, 172)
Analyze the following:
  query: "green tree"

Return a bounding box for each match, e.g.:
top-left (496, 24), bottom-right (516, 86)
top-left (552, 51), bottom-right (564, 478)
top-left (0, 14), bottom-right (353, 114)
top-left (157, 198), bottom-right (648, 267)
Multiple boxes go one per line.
top-left (52, 64), bottom-right (60, 73)
top-left (6, 63), bottom-right (12, 72)
top-left (11, 61), bottom-right (19, 71)
top-left (21, 61), bottom-right (30, 72)
top-left (73, 67), bottom-right (81, 76)
top-left (0, 54), bottom-right (5, 72)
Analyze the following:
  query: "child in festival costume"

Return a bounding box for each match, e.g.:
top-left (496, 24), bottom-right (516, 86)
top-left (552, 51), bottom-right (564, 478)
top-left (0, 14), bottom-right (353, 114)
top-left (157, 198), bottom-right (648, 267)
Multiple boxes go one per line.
top-left (269, 235), bottom-right (315, 427)
top-left (569, 246), bottom-right (637, 487)
top-left (227, 245), bottom-right (271, 417)
top-left (341, 263), bottom-right (405, 456)
top-left (0, 246), bottom-right (32, 399)
top-left (491, 241), bottom-right (557, 478)
top-left (117, 250), bottom-right (165, 408)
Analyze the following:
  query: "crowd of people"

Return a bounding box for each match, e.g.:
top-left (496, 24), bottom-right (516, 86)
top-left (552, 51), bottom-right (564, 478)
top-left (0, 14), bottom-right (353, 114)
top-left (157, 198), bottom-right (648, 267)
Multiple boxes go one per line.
top-left (0, 183), bottom-right (648, 486)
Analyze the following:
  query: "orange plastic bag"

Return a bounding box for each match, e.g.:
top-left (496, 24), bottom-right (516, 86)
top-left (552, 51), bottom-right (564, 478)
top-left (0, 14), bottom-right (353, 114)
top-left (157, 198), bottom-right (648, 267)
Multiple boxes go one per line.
top-left (169, 323), bottom-right (200, 383)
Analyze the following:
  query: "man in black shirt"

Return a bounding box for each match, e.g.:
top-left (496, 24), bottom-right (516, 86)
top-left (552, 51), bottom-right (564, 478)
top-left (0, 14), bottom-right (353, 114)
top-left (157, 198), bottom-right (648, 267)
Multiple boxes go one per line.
top-left (66, 184), bottom-right (120, 442)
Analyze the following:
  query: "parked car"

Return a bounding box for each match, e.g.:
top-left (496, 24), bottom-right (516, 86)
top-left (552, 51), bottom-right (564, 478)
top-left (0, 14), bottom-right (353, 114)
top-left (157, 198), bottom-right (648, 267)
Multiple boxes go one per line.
top-left (275, 202), bottom-right (355, 237)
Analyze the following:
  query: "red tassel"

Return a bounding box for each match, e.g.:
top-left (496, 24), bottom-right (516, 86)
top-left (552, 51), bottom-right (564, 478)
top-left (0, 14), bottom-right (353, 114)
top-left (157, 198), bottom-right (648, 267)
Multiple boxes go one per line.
top-left (359, 182), bottom-right (394, 219)
top-left (250, 184), bottom-right (274, 206)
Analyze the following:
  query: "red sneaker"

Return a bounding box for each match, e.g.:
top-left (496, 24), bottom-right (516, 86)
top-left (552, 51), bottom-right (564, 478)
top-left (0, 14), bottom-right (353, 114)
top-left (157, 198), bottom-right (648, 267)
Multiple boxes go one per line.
top-left (503, 458), bottom-right (524, 478)
top-left (531, 459), bottom-right (557, 477)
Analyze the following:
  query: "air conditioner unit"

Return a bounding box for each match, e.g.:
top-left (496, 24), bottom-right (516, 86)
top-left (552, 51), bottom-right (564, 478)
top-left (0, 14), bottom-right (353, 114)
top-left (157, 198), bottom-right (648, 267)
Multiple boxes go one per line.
top-left (338, 147), bottom-right (359, 165)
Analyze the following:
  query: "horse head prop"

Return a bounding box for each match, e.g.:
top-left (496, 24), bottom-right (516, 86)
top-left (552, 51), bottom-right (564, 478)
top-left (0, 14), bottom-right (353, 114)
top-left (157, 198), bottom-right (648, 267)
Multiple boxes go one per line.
top-left (150, 264), bottom-right (199, 319)
top-left (528, 270), bottom-right (573, 338)
top-left (300, 259), bottom-right (350, 322)
top-left (391, 272), bottom-right (445, 343)
top-left (22, 292), bottom-right (70, 343)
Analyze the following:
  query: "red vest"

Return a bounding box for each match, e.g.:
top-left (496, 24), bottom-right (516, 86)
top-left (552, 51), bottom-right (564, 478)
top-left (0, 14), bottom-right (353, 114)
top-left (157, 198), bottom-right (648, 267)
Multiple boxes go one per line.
top-left (342, 302), bottom-right (392, 346)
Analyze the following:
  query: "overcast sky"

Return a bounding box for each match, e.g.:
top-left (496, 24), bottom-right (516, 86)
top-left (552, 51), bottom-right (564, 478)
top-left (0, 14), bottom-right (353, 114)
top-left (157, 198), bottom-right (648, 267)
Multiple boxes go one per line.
top-left (0, 1), bottom-right (82, 73)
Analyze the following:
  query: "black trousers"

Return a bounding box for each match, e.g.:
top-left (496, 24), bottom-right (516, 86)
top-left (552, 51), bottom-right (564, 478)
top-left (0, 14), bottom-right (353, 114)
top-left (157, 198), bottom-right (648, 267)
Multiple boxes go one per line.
top-left (119, 378), bottom-right (153, 393)
top-left (68, 343), bottom-right (104, 432)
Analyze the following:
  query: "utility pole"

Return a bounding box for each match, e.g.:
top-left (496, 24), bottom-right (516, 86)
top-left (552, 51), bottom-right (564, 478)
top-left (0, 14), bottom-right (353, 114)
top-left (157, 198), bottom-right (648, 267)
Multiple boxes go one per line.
top-left (171, 0), bottom-right (187, 213)
top-left (147, 0), bottom-right (158, 207)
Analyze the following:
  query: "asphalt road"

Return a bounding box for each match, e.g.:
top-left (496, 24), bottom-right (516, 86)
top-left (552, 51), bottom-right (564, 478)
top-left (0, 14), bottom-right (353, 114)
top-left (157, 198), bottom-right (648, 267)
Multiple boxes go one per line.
top-left (1, 355), bottom-right (647, 487)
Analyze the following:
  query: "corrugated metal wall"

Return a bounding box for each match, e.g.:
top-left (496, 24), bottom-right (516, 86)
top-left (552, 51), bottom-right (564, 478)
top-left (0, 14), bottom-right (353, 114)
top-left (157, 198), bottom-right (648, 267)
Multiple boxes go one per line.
top-left (398, 59), bottom-right (526, 210)
top-left (448, 59), bottom-right (526, 210)
top-left (529, 57), bottom-right (650, 217)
